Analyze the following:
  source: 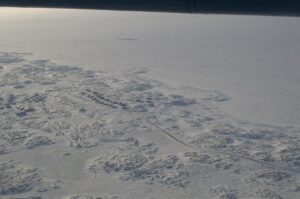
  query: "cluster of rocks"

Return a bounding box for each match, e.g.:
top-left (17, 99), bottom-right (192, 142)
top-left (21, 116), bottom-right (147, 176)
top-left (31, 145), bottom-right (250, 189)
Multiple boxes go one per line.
top-left (25, 136), bottom-right (55, 149)
top-left (65, 194), bottom-right (119, 199)
top-left (88, 138), bottom-right (189, 187)
top-left (0, 161), bottom-right (41, 195)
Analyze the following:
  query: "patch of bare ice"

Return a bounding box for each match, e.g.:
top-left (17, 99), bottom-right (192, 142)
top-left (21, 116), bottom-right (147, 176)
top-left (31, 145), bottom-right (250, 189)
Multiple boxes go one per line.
top-left (0, 161), bottom-right (41, 195)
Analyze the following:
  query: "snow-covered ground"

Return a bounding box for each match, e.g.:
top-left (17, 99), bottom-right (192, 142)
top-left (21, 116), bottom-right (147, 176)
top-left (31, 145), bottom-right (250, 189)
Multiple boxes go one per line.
top-left (0, 8), bottom-right (299, 199)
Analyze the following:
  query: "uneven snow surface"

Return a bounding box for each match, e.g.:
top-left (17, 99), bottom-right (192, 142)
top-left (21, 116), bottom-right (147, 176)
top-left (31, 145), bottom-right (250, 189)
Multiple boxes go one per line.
top-left (0, 52), bottom-right (299, 198)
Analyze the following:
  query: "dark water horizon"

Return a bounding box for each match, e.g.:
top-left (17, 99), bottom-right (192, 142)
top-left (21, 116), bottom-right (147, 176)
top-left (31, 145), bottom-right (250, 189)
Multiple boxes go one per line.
top-left (0, 0), bottom-right (300, 16)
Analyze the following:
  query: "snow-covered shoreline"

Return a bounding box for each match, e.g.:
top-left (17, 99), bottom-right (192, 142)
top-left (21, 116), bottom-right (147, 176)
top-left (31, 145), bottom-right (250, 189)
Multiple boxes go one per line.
top-left (1, 8), bottom-right (300, 199)
top-left (1, 8), bottom-right (300, 127)
top-left (0, 52), bottom-right (299, 199)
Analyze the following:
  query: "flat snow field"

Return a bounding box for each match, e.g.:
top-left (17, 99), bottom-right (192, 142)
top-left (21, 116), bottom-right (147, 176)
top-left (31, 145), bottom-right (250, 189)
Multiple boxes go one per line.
top-left (0, 8), bottom-right (299, 199)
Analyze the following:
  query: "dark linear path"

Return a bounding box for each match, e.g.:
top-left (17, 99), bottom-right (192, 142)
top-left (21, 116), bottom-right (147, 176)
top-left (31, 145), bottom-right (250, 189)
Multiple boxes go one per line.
top-left (145, 117), bottom-right (300, 174)
top-left (79, 85), bottom-right (300, 174)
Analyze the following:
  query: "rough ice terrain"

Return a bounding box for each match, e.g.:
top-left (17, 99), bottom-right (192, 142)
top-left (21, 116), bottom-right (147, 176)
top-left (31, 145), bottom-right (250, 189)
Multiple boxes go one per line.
top-left (0, 52), bottom-right (299, 199)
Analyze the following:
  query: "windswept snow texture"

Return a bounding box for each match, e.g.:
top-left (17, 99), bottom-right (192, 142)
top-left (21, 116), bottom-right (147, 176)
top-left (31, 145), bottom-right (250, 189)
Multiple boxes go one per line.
top-left (0, 52), bottom-right (299, 199)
